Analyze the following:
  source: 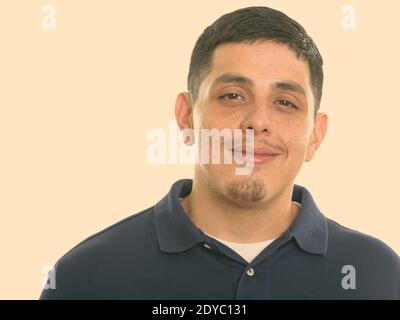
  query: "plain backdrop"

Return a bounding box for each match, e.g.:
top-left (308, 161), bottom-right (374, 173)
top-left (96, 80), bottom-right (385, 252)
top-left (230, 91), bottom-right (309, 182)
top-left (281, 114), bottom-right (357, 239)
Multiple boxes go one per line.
top-left (0, 0), bottom-right (399, 299)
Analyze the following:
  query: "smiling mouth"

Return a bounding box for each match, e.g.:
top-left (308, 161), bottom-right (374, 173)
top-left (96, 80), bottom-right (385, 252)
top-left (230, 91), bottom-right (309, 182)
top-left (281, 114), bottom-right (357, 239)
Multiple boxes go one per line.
top-left (231, 147), bottom-right (281, 164)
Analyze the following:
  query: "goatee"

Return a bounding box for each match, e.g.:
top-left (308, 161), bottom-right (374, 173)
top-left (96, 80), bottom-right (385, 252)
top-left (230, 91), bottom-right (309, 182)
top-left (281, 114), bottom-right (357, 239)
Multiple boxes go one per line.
top-left (226, 178), bottom-right (266, 202)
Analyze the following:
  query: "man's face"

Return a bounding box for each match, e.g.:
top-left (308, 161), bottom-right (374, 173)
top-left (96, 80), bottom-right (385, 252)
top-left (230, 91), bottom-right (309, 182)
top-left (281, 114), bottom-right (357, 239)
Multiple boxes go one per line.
top-left (186, 41), bottom-right (327, 206)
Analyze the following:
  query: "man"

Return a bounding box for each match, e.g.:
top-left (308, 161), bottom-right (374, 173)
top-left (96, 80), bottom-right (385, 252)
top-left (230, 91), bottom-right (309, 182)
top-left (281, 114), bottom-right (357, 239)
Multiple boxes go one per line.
top-left (40, 6), bottom-right (399, 300)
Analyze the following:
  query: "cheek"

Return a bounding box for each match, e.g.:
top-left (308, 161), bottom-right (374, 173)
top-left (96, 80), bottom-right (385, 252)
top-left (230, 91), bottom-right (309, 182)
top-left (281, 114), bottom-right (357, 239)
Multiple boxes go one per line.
top-left (284, 125), bottom-right (309, 158)
top-left (198, 105), bottom-right (240, 130)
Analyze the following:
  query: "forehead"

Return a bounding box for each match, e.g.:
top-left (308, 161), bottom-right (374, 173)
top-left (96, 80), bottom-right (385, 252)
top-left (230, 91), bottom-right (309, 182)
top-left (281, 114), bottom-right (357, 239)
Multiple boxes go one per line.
top-left (204, 41), bottom-right (312, 92)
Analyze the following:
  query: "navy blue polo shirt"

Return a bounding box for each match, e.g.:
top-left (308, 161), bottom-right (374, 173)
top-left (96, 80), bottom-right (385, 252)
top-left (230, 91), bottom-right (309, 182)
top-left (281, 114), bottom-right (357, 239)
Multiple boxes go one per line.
top-left (40, 179), bottom-right (400, 300)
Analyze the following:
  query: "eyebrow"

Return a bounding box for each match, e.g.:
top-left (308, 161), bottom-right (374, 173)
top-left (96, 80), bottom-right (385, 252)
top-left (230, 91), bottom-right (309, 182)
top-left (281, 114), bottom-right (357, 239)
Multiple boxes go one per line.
top-left (272, 81), bottom-right (306, 96)
top-left (212, 73), bottom-right (306, 96)
top-left (213, 73), bottom-right (254, 87)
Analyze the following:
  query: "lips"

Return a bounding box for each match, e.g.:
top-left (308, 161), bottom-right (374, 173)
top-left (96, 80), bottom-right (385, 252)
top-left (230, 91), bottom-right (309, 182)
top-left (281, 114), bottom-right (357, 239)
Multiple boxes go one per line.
top-left (232, 146), bottom-right (281, 164)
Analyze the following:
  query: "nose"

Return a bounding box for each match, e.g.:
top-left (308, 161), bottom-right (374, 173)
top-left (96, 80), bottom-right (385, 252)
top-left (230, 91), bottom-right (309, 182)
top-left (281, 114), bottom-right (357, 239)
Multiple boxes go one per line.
top-left (241, 98), bottom-right (272, 136)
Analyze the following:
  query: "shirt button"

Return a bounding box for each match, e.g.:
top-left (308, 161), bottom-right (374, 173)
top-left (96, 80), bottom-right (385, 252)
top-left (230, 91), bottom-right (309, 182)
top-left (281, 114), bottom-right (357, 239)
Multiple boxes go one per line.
top-left (203, 243), bottom-right (212, 250)
top-left (246, 268), bottom-right (255, 277)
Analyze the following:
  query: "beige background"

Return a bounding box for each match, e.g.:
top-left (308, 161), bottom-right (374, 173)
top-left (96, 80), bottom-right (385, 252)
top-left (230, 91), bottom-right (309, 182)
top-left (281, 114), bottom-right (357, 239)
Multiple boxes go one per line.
top-left (0, 0), bottom-right (399, 299)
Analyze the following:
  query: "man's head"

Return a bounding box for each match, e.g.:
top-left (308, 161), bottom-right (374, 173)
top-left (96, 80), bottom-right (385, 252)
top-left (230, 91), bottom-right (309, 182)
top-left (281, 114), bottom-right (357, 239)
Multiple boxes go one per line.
top-left (187, 6), bottom-right (324, 116)
top-left (175, 6), bottom-right (328, 208)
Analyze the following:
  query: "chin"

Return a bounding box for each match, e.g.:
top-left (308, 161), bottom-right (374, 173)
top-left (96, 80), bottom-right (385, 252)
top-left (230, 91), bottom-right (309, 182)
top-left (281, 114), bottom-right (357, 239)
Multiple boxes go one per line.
top-left (224, 176), bottom-right (267, 204)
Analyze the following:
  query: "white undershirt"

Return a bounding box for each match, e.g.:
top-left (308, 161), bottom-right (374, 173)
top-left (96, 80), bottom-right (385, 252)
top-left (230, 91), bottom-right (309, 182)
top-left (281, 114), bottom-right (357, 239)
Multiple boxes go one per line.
top-left (206, 234), bottom-right (276, 263)
top-left (179, 197), bottom-right (302, 263)
top-left (205, 201), bottom-right (302, 263)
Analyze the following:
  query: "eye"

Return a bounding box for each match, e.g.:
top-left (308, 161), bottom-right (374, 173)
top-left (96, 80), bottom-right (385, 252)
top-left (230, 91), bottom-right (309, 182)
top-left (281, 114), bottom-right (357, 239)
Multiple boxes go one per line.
top-left (218, 93), bottom-right (244, 101)
top-left (275, 99), bottom-right (298, 109)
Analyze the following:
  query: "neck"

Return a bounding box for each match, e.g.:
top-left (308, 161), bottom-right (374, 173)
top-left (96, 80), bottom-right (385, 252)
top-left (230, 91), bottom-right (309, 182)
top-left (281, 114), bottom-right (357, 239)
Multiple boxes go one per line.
top-left (180, 174), bottom-right (300, 244)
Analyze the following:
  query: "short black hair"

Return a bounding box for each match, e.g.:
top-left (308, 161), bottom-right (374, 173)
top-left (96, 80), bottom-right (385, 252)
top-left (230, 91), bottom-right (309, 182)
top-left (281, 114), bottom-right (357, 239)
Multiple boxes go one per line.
top-left (187, 6), bottom-right (324, 116)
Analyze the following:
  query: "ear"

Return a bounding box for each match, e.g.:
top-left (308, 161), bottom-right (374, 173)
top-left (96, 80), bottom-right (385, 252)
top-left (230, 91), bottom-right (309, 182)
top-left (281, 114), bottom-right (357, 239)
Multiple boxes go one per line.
top-left (175, 92), bottom-right (194, 145)
top-left (305, 112), bottom-right (328, 162)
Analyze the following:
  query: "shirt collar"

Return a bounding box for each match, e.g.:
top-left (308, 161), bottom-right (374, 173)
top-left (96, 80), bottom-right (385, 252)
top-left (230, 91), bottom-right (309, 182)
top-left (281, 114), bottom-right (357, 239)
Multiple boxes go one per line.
top-left (154, 179), bottom-right (328, 255)
top-left (154, 179), bottom-right (204, 253)
top-left (289, 184), bottom-right (328, 255)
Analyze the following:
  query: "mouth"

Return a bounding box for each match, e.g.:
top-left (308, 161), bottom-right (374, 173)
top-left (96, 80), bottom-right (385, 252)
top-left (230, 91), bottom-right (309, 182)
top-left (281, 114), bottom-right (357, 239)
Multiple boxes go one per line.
top-left (231, 146), bottom-right (281, 164)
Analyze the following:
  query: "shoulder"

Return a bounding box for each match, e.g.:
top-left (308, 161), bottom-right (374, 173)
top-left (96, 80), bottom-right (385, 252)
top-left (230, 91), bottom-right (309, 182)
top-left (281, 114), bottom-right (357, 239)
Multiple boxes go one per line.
top-left (327, 218), bottom-right (399, 265)
top-left (41, 206), bottom-right (158, 299)
top-left (60, 205), bottom-right (156, 262)
top-left (326, 218), bottom-right (399, 297)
